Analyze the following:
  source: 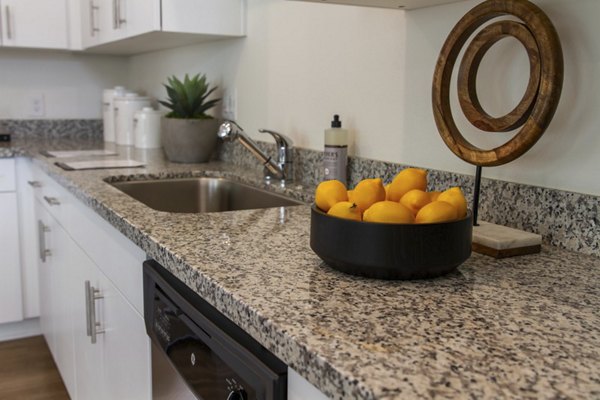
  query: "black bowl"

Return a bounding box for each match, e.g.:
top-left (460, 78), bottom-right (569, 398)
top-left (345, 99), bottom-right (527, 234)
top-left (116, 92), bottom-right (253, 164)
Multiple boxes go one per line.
top-left (310, 205), bottom-right (472, 280)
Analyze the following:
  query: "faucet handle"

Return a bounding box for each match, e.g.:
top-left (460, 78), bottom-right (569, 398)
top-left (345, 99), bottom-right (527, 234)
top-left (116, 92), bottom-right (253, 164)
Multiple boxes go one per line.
top-left (258, 129), bottom-right (293, 150)
top-left (218, 120), bottom-right (244, 141)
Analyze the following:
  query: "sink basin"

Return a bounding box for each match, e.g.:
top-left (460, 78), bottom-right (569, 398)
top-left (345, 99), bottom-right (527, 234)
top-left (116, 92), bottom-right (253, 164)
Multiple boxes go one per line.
top-left (110, 177), bottom-right (304, 213)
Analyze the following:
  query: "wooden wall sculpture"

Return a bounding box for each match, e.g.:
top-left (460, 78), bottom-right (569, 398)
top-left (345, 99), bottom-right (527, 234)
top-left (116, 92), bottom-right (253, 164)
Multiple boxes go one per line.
top-left (432, 0), bottom-right (564, 167)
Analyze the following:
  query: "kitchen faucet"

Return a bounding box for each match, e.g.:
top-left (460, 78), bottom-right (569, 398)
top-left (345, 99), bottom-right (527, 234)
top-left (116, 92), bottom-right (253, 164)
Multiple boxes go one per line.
top-left (218, 121), bottom-right (294, 183)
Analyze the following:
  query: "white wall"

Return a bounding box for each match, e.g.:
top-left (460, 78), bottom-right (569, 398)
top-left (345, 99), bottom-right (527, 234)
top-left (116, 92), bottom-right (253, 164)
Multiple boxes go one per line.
top-left (128, 0), bottom-right (600, 196)
top-left (0, 49), bottom-right (128, 119)
top-left (403, 0), bottom-right (600, 197)
top-left (1, 0), bottom-right (596, 196)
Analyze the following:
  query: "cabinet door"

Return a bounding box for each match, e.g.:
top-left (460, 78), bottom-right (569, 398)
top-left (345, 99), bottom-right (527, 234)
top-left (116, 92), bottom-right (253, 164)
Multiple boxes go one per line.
top-left (118, 0), bottom-right (157, 38)
top-left (1, 0), bottom-right (69, 49)
top-left (0, 192), bottom-right (24, 324)
top-left (161, 0), bottom-right (245, 36)
top-left (49, 212), bottom-right (78, 399)
top-left (35, 200), bottom-right (56, 355)
top-left (101, 271), bottom-right (151, 400)
top-left (35, 196), bottom-right (77, 399)
top-left (72, 242), bottom-right (107, 400)
top-left (16, 158), bottom-right (40, 319)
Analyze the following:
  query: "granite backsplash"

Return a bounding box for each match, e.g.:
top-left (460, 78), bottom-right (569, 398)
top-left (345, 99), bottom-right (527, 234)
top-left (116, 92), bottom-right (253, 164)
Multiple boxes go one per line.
top-left (220, 140), bottom-right (599, 258)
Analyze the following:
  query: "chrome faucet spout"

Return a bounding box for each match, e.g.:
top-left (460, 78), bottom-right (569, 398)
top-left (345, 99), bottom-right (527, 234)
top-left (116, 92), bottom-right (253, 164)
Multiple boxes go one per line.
top-left (218, 121), bottom-right (294, 183)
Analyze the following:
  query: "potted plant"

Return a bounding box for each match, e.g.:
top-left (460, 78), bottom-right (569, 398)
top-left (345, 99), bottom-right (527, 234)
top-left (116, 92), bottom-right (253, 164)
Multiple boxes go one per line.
top-left (160, 73), bottom-right (221, 163)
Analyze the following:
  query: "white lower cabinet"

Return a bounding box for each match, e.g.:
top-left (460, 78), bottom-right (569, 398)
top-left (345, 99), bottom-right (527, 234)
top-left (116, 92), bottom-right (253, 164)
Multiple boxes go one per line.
top-left (0, 192), bottom-right (23, 324)
top-left (34, 197), bottom-right (77, 397)
top-left (0, 158), bottom-right (23, 325)
top-left (29, 160), bottom-right (150, 400)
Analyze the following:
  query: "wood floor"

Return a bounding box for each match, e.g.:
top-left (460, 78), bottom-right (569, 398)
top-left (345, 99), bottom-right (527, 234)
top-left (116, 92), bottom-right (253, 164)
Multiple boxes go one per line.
top-left (0, 336), bottom-right (69, 400)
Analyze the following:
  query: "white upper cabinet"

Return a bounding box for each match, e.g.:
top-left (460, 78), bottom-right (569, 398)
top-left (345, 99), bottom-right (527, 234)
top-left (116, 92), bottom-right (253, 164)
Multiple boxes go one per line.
top-left (0, 0), bottom-right (69, 49)
top-left (80, 0), bottom-right (245, 55)
top-left (80, 0), bottom-right (158, 48)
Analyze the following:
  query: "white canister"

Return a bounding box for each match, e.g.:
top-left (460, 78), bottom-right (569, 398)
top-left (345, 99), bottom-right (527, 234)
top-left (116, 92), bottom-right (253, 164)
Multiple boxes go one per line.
top-left (102, 86), bottom-right (127, 142)
top-left (114, 93), bottom-right (151, 146)
top-left (134, 107), bottom-right (163, 149)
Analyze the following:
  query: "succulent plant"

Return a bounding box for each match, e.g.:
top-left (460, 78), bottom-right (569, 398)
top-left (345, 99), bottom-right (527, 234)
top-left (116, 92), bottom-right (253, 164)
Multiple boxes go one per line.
top-left (159, 73), bottom-right (220, 119)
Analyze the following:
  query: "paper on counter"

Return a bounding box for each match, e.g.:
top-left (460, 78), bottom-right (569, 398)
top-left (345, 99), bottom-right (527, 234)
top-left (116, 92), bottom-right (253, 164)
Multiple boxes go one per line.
top-left (44, 149), bottom-right (118, 158)
top-left (56, 159), bottom-right (145, 170)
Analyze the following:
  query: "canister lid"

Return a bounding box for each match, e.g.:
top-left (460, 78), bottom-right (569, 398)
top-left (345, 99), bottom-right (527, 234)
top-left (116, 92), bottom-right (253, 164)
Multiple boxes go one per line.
top-left (140, 107), bottom-right (162, 114)
top-left (115, 93), bottom-right (151, 102)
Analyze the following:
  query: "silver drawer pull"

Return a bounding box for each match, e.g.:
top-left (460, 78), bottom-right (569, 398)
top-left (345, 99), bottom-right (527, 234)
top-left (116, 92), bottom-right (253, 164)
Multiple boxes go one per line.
top-left (38, 220), bottom-right (51, 262)
top-left (27, 180), bottom-right (42, 188)
top-left (43, 196), bottom-right (60, 206)
top-left (86, 282), bottom-right (104, 344)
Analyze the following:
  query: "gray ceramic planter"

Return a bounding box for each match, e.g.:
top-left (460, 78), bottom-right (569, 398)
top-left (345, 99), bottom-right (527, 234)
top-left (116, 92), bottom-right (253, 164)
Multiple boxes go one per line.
top-left (161, 117), bottom-right (220, 163)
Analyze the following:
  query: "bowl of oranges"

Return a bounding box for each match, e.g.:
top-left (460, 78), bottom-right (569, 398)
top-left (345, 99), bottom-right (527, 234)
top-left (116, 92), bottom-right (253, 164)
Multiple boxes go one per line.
top-left (310, 168), bottom-right (472, 280)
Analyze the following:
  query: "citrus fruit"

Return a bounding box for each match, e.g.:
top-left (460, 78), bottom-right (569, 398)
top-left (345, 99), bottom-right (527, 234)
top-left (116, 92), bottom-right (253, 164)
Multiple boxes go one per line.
top-left (352, 178), bottom-right (386, 212)
top-left (437, 187), bottom-right (467, 218)
top-left (327, 201), bottom-right (362, 221)
top-left (429, 191), bottom-right (441, 202)
top-left (363, 201), bottom-right (414, 224)
top-left (315, 180), bottom-right (348, 212)
top-left (415, 201), bottom-right (458, 224)
top-left (387, 168), bottom-right (428, 202)
top-left (399, 189), bottom-right (431, 215)
top-left (347, 189), bottom-right (354, 203)
top-left (384, 183), bottom-right (392, 200)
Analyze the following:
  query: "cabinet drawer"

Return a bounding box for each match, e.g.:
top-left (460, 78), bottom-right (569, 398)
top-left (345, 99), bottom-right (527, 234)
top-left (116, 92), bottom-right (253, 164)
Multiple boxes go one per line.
top-left (67, 197), bottom-right (146, 315)
top-left (28, 163), bottom-right (68, 223)
top-left (0, 158), bottom-right (16, 192)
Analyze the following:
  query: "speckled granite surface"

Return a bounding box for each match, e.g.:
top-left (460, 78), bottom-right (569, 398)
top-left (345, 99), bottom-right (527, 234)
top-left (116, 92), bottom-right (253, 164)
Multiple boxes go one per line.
top-left (1, 119), bottom-right (103, 140)
top-left (222, 141), bottom-right (600, 257)
top-left (4, 137), bottom-right (599, 400)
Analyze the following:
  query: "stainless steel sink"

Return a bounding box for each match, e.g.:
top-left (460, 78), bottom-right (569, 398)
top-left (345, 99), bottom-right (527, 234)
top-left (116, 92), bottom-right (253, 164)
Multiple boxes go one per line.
top-left (110, 177), bottom-right (303, 213)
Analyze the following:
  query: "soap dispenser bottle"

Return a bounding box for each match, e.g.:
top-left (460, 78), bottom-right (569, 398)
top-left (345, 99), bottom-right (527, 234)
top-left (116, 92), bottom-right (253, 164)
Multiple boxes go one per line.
top-left (323, 114), bottom-right (348, 185)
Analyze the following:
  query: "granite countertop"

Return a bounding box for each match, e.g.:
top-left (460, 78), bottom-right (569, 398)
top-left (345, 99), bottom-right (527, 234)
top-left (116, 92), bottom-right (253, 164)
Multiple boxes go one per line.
top-left (4, 138), bottom-right (599, 399)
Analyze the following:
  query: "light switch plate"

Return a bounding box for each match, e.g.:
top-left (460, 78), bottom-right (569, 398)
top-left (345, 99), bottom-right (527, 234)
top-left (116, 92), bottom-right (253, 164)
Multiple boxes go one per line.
top-left (27, 93), bottom-right (46, 117)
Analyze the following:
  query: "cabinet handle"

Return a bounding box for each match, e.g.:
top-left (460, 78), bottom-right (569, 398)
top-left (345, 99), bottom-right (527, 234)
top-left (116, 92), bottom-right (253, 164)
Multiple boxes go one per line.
top-left (28, 180), bottom-right (42, 188)
top-left (5, 6), bottom-right (11, 40)
top-left (89, 0), bottom-right (100, 37)
top-left (43, 196), bottom-right (60, 206)
top-left (88, 283), bottom-right (104, 344)
top-left (85, 281), bottom-right (92, 337)
top-left (38, 220), bottom-right (51, 262)
top-left (116, 0), bottom-right (125, 28)
top-left (112, 0), bottom-right (118, 29)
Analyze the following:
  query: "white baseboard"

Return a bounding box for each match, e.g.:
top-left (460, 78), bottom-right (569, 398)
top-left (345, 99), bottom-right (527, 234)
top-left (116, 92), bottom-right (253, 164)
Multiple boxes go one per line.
top-left (0, 318), bottom-right (41, 342)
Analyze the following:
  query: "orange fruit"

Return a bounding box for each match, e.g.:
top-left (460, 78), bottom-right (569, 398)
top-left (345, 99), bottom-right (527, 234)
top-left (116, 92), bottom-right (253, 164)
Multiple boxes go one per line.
top-left (429, 191), bottom-right (442, 202)
top-left (327, 201), bottom-right (362, 221)
top-left (315, 180), bottom-right (347, 212)
top-left (352, 178), bottom-right (386, 213)
top-left (387, 168), bottom-right (428, 202)
top-left (437, 187), bottom-right (468, 218)
top-left (363, 201), bottom-right (414, 224)
top-left (415, 201), bottom-right (458, 224)
top-left (399, 189), bottom-right (431, 215)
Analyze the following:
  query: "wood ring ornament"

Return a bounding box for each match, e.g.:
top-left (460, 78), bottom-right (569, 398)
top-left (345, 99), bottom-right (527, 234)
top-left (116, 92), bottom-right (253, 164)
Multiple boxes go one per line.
top-left (458, 20), bottom-right (541, 132)
top-left (432, 0), bottom-right (563, 167)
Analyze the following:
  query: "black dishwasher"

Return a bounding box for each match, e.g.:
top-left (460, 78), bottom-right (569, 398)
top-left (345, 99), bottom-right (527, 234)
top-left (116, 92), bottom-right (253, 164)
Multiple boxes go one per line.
top-left (143, 260), bottom-right (287, 400)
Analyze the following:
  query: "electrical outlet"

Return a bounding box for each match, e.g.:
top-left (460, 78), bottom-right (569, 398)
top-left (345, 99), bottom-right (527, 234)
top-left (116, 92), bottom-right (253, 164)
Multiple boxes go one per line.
top-left (222, 89), bottom-right (237, 121)
top-left (27, 93), bottom-right (46, 117)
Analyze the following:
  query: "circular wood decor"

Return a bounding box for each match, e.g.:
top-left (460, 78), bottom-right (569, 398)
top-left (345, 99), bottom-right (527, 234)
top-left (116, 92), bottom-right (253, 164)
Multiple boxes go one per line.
top-left (432, 0), bottom-right (563, 167)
